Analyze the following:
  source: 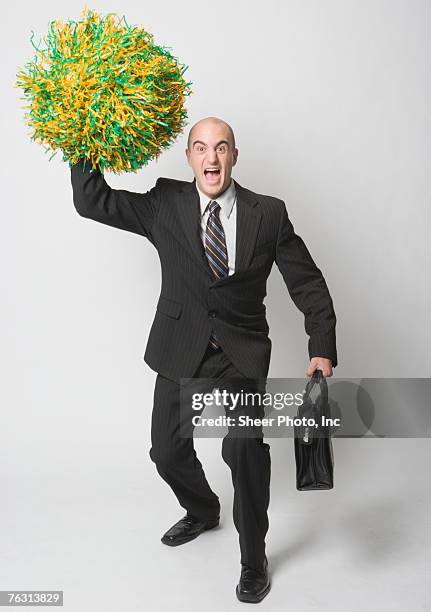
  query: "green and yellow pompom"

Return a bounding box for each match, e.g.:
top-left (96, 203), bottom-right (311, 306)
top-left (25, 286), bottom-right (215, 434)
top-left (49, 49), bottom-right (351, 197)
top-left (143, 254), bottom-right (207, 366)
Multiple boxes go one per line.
top-left (16, 7), bottom-right (193, 174)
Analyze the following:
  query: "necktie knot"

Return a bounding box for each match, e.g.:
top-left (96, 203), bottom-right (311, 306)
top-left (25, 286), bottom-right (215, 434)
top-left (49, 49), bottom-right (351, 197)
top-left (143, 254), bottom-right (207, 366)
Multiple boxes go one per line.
top-left (208, 200), bottom-right (220, 216)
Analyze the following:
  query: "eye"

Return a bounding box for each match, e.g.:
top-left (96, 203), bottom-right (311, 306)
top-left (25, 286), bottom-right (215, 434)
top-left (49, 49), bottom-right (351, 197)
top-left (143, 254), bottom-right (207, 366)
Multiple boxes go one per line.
top-left (217, 145), bottom-right (226, 153)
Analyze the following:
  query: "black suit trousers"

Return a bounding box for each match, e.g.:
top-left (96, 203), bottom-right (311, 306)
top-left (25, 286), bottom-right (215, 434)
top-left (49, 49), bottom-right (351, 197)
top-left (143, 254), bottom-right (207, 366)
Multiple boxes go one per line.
top-left (149, 343), bottom-right (271, 568)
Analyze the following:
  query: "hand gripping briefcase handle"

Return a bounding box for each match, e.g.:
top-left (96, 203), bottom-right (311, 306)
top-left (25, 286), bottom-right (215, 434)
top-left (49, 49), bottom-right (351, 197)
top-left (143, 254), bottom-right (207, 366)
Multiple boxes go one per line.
top-left (296, 369), bottom-right (328, 445)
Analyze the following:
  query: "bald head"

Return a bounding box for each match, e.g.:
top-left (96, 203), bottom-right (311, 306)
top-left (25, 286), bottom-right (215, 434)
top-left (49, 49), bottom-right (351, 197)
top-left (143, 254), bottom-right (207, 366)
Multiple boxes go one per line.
top-left (187, 116), bottom-right (236, 150)
top-left (185, 115), bottom-right (239, 199)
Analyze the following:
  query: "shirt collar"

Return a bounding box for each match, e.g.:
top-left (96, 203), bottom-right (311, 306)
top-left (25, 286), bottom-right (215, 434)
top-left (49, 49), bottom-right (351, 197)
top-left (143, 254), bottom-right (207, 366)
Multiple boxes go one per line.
top-left (195, 178), bottom-right (237, 219)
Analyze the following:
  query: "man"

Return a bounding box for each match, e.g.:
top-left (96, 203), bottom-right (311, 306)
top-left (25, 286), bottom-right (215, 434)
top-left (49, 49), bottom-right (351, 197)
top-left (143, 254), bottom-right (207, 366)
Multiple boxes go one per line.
top-left (70, 116), bottom-right (337, 603)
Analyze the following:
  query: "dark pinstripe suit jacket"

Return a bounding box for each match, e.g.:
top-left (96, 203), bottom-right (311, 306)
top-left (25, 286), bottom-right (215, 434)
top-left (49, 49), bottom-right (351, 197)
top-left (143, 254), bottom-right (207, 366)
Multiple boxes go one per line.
top-left (70, 159), bottom-right (337, 382)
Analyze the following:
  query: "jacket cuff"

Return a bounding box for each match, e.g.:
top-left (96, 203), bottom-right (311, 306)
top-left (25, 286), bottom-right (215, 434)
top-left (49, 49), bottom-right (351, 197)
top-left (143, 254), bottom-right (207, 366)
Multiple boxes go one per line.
top-left (70, 158), bottom-right (100, 173)
top-left (308, 331), bottom-right (338, 368)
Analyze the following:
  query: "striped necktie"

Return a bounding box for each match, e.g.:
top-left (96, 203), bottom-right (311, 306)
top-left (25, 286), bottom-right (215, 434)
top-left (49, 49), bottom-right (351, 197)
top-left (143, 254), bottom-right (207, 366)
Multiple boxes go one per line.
top-left (204, 200), bottom-right (228, 349)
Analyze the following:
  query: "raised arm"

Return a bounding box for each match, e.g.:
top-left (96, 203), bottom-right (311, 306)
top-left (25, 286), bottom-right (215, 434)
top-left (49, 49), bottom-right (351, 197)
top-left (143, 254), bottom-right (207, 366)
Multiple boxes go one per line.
top-left (275, 201), bottom-right (338, 368)
top-left (70, 158), bottom-right (162, 244)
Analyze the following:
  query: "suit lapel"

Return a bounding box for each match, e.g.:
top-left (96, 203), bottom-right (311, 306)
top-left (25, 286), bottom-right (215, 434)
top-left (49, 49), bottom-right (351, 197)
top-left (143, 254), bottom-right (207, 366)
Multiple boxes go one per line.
top-left (178, 178), bottom-right (262, 281)
top-left (177, 180), bottom-right (209, 275)
top-left (233, 179), bottom-right (262, 272)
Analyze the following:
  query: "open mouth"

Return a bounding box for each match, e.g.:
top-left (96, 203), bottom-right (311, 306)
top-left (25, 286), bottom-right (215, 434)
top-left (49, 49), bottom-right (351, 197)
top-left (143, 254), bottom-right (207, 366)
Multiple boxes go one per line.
top-left (204, 168), bottom-right (221, 183)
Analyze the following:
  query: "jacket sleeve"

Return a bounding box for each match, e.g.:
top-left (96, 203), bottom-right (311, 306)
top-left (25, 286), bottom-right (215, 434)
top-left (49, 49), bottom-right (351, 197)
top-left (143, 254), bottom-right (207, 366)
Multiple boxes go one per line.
top-left (70, 158), bottom-right (162, 244)
top-left (275, 201), bottom-right (338, 367)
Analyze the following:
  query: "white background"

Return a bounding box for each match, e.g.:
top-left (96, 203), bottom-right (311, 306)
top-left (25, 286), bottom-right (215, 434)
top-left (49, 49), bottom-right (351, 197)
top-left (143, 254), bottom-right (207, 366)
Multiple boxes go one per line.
top-left (1, 1), bottom-right (430, 610)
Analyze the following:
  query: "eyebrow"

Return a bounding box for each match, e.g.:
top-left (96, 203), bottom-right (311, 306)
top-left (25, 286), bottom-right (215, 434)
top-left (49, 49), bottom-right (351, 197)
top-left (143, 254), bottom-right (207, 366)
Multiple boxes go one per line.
top-left (192, 140), bottom-right (230, 148)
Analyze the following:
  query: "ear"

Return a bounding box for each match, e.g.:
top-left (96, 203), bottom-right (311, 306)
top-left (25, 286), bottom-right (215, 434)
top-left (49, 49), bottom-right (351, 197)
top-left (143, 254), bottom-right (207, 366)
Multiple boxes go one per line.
top-left (232, 147), bottom-right (239, 166)
top-left (185, 148), bottom-right (191, 166)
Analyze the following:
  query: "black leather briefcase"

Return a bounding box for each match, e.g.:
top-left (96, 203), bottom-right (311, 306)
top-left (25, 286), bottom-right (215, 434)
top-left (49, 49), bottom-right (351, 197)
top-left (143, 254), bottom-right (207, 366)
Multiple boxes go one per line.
top-left (294, 370), bottom-right (334, 490)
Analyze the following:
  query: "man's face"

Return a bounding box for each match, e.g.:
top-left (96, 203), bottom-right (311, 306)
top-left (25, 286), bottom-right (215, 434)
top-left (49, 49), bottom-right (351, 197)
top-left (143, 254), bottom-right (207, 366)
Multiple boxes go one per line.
top-left (186, 121), bottom-right (238, 199)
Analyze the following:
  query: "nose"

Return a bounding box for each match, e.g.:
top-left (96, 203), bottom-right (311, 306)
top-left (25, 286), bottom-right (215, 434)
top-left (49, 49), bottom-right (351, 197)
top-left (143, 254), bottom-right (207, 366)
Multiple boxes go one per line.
top-left (207, 148), bottom-right (218, 164)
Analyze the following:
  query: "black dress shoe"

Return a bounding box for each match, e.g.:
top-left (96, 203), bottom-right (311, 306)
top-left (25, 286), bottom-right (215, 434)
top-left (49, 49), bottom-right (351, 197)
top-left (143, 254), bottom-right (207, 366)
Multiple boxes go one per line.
top-left (161, 513), bottom-right (220, 546)
top-left (236, 556), bottom-right (271, 603)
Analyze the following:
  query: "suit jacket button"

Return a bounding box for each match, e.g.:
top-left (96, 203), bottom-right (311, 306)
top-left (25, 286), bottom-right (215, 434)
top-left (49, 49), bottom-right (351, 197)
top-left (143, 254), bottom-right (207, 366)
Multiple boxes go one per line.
top-left (208, 311), bottom-right (216, 318)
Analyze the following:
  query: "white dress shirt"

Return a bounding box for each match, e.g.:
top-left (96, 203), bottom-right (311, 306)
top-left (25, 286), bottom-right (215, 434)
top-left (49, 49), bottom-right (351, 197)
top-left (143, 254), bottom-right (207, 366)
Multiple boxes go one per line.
top-left (196, 178), bottom-right (237, 276)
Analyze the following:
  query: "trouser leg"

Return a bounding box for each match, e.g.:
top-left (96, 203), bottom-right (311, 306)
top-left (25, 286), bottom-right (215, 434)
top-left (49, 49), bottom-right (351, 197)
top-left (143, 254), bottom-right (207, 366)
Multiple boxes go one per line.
top-left (220, 376), bottom-right (271, 569)
top-left (148, 372), bottom-right (220, 521)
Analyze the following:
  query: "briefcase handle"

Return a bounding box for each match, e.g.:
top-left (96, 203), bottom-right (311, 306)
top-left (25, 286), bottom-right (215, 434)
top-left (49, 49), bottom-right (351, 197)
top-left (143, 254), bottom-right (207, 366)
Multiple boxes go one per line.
top-left (297, 370), bottom-right (329, 444)
top-left (303, 369), bottom-right (328, 404)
